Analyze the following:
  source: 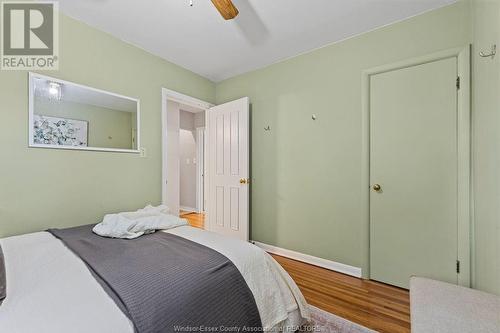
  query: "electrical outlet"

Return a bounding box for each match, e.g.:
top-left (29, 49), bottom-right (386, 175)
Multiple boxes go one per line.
top-left (140, 147), bottom-right (147, 157)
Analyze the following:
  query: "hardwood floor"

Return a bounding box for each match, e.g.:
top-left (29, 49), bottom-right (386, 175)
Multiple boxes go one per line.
top-left (180, 210), bottom-right (205, 229)
top-left (271, 254), bottom-right (410, 333)
top-left (180, 212), bottom-right (410, 333)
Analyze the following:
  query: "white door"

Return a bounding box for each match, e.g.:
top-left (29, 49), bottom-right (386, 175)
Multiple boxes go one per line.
top-left (369, 57), bottom-right (459, 288)
top-left (207, 97), bottom-right (250, 241)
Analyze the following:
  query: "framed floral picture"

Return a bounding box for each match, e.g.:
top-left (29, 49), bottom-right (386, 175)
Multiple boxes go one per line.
top-left (33, 115), bottom-right (88, 147)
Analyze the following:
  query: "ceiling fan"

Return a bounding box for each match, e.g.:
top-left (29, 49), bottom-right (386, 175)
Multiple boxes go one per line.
top-left (189, 0), bottom-right (239, 20)
top-left (191, 0), bottom-right (238, 20)
top-left (210, 0), bottom-right (239, 20)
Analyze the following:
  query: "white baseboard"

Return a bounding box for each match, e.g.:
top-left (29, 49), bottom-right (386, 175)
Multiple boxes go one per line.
top-left (180, 206), bottom-right (197, 213)
top-left (253, 241), bottom-right (362, 278)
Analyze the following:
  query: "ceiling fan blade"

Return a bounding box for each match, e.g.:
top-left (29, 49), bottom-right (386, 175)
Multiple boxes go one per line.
top-left (211, 0), bottom-right (239, 20)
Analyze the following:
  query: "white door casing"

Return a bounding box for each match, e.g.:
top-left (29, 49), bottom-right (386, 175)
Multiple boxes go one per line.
top-left (165, 100), bottom-right (181, 216)
top-left (196, 127), bottom-right (205, 213)
top-left (206, 97), bottom-right (250, 241)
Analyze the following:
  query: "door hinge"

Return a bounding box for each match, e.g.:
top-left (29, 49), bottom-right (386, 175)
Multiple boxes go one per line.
top-left (456, 260), bottom-right (461, 274)
top-left (456, 76), bottom-right (460, 90)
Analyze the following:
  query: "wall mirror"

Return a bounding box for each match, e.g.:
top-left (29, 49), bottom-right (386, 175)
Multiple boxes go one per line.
top-left (29, 73), bottom-right (140, 153)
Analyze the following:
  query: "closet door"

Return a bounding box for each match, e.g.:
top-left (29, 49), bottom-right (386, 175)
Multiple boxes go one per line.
top-left (369, 57), bottom-right (459, 288)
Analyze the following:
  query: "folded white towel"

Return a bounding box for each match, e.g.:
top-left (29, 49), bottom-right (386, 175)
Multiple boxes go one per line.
top-left (93, 205), bottom-right (188, 239)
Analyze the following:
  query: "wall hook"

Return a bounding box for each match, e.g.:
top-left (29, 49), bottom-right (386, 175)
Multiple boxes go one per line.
top-left (264, 126), bottom-right (271, 131)
top-left (479, 44), bottom-right (496, 59)
top-left (311, 114), bottom-right (317, 120)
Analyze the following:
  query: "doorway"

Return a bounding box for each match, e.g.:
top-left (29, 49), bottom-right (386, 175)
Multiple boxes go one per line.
top-left (362, 47), bottom-right (471, 289)
top-left (162, 90), bottom-right (212, 227)
top-left (178, 107), bottom-right (205, 214)
top-left (161, 89), bottom-right (251, 241)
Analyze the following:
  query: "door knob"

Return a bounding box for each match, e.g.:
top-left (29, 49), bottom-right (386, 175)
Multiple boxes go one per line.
top-left (372, 184), bottom-right (382, 192)
top-left (239, 178), bottom-right (250, 184)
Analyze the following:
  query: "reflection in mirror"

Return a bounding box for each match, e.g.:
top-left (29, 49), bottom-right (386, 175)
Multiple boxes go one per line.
top-left (29, 73), bottom-right (140, 152)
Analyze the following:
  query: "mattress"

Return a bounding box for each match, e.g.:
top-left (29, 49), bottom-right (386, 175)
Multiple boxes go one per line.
top-left (0, 225), bottom-right (309, 333)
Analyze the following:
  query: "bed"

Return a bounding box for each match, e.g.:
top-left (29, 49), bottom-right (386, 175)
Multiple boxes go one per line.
top-left (0, 224), bottom-right (309, 333)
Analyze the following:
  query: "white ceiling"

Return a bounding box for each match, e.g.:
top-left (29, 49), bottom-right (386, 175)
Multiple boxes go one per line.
top-left (54, 0), bottom-right (456, 82)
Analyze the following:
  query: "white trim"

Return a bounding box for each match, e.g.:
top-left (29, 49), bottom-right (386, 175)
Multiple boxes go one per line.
top-left (161, 90), bottom-right (168, 206)
top-left (28, 72), bottom-right (141, 154)
top-left (253, 241), bottom-right (362, 278)
top-left (29, 72), bottom-right (139, 102)
top-left (361, 46), bottom-right (471, 285)
top-left (204, 107), bottom-right (211, 231)
top-left (196, 127), bottom-right (205, 214)
top-left (161, 88), bottom-right (214, 217)
top-left (180, 206), bottom-right (198, 213)
top-left (162, 88), bottom-right (214, 110)
top-left (28, 144), bottom-right (140, 154)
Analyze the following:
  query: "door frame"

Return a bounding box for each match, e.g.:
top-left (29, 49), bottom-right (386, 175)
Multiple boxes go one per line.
top-left (161, 88), bottom-right (214, 223)
top-left (360, 46), bottom-right (471, 287)
top-left (195, 126), bottom-right (206, 213)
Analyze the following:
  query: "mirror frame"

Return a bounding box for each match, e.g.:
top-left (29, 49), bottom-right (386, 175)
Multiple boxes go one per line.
top-left (28, 72), bottom-right (141, 153)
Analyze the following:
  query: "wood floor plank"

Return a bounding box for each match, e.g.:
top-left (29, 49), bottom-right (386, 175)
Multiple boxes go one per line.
top-left (181, 213), bottom-right (410, 333)
top-left (272, 254), bottom-right (410, 333)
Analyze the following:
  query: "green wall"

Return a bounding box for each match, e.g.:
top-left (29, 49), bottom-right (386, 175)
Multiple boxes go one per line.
top-left (35, 97), bottom-right (135, 149)
top-left (0, 13), bottom-right (215, 237)
top-left (216, 2), bottom-right (471, 277)
top-left (1, 0), bottom-right (497, 296)
top-left (470, 0), bottom-right (500, 295)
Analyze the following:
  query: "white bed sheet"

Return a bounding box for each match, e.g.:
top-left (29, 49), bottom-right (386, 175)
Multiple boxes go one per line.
top-left (0, 226), bottom-right (309, 333)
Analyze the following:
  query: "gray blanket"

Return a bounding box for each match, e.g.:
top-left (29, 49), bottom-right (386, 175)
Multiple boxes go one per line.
top-left (48, 225), bottom-right (261, 333)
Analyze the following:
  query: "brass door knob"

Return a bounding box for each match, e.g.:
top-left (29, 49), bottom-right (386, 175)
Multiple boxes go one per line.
top-left (372, 184), bottom-right (382, 192)
top-left (239, 178), bottom-right (250, 184)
